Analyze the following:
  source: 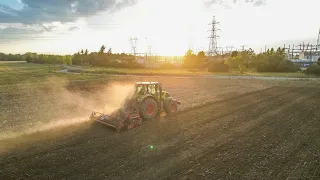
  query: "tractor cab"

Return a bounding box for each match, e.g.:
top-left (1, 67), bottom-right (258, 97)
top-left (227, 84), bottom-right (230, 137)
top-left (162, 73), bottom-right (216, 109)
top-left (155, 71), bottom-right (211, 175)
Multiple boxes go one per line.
top-left (134, 82), bottom-right (173, 101)
top-left (135, 82), bottom-right (164, 101)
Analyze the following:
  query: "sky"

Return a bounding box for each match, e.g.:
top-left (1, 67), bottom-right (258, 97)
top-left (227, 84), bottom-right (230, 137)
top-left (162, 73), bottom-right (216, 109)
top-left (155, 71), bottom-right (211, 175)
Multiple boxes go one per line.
top-left (0, 0), bottom-right (319, 55)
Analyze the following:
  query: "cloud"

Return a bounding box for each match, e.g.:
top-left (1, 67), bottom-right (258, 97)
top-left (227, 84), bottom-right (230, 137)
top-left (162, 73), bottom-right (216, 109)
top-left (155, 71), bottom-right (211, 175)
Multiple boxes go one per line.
top-left (252, 0), bottom-right (266, 6)
top-left (0, 27), bottom-right (44, 43)
top-left (204, 0), bottom-right (267, 6)
top-left (0, 0), bottom-right (138, 25)
top-left (0, 4), bottom-right (19, 17)
top-left (0, 27), bottom-right (43, 35)
top-left (68, 26), bottom-right (79, 31)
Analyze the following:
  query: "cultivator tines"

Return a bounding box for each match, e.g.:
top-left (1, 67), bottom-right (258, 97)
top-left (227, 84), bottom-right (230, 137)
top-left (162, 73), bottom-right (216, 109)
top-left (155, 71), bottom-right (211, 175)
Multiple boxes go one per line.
top-left (90, 111), bottom-right (142, 132)
top-left (124, 113), bottom-right (142, 130)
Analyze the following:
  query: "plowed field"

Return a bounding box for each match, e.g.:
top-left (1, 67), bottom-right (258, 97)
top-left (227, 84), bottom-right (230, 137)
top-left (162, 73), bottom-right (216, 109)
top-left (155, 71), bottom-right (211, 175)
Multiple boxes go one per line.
top-left (0, 77), bottom-right (320, 180)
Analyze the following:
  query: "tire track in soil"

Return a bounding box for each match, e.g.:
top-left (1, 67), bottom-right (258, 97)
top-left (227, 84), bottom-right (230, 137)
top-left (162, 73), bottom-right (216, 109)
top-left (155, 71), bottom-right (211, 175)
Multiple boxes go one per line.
top-left (232, 90), bottom-right (320, 179)
top-left (81, 87), bottom-right (316, 180)
top-left (0, 87), bottom-right (286, 180)
top-left (167, 88), bottom-right (320, 180)
top-left (120, 87), bottom-right (316, 180)
top-left (60, 87), bottom-right (289, 169)
top-left (0, 87), bottom-right (276, 156)
top-left (109, 87), bottom-right (295, 178)
top-left (0, 88), bottom-right (284, 172)
top-left (271, 99), bottom-right (320, 180)
top-left (0, 87), bottom-right (319, 180)
top-left (1, 87), bottom-right (288, 180)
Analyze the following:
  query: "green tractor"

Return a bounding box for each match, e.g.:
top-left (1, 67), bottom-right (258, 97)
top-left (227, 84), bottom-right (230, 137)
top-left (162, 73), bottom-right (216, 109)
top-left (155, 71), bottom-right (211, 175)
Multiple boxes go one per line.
top-left (90, 82), bottom-right (181, 131)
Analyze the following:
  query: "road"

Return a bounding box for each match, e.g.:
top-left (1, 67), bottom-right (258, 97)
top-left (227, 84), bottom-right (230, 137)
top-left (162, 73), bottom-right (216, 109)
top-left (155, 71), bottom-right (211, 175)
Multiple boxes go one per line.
top-left (1, 86), bottom-right (320, 180)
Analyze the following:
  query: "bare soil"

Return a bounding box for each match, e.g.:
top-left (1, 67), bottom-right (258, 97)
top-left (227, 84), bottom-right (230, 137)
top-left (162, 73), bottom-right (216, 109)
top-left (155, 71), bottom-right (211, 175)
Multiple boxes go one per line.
top-left (0, 77), bottom-right (275, 136)
top-left (0, 77), bottom-right (320, 180)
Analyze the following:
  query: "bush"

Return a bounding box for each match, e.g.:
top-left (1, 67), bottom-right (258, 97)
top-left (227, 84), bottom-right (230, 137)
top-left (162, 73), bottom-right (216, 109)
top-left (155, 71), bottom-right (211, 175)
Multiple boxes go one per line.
top-left (208, 60), bottom-right (229, 72)
top-left (256, 60), bottom-right (299, 72)
top-left (304, 65), bottom-right (320, 76)
top-left (276, 60), bottom-right (300, 72)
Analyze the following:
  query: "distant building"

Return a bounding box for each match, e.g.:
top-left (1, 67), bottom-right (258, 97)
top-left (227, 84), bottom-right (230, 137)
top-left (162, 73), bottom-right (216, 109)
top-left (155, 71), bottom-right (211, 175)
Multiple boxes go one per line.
top-left (299, 51), bottom-right (320, 61)
top-left (288, 51), bottom-right (320, 70)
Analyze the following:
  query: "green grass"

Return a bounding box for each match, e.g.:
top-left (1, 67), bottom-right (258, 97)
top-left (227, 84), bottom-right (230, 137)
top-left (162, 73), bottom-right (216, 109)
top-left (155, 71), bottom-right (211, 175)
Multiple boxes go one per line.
top-left (0, 62), bottom-right (108, 85)
top-left (243, 72), bottom-right (308, 78)
top-left (0, 62), bottom-right (316, 85)
top-left (80, 66), bottom-right (214, 76)
top-left (81, 66), bottom-right (314, 78)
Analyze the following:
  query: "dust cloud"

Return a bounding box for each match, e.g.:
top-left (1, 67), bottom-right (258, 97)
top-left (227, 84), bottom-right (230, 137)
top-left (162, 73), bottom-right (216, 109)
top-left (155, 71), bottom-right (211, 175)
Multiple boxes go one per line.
top-left (101, 82), bottom-right (136, 114)
top-left (0, 77), bottom-right (135, 141)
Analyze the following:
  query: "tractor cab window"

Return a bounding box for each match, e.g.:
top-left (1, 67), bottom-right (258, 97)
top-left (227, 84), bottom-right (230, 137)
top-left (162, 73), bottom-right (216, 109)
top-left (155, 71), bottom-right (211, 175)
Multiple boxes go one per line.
top-left (136, 85), bottom-right (146, 95)
top-left (156, 85), bottom-right (160, 94)
top-left (148, 85), bottom-right (156, 95)
top-left (136, 85), bottom-right (142, 93)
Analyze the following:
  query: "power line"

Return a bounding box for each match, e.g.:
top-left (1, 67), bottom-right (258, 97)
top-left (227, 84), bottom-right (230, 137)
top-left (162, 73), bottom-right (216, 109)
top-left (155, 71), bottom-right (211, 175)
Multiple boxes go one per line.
top-left (240, 45), bottom-right (247, 52)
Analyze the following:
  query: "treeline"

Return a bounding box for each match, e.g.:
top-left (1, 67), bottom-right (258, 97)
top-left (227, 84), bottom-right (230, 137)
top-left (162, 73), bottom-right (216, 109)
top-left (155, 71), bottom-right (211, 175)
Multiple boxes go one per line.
top-left (0, 45), bottom-right (142, 68)
top-left (2, 45), bottom-right (320, 76)
top-left (25, 53), bottom-right (73, 64)
top-left (0, 52), bottom-right (73, 64)
top-left (207, 47), bottom-right (300, 73)
top-left (71, 46), bottom-right (141, 68)
top-left (0, 53), bottom-right (24, 61)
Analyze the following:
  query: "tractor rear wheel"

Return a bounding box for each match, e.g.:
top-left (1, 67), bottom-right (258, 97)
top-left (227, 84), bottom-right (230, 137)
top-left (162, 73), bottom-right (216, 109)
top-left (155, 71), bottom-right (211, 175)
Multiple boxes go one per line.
top-left (139, 97), bottom-right (158, 120)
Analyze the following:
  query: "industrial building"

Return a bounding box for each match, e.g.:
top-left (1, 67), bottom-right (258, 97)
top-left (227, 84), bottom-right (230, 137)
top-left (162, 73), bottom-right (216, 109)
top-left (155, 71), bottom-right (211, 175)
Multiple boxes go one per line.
top-left (286, 29), bottom-right (320, 70)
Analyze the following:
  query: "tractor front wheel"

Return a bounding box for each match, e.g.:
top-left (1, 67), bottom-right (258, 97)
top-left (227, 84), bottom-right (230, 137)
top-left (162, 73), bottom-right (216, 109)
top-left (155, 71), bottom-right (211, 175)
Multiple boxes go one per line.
top-left (164, 100), bottom-right (178, 115)
top-left (139, 97), bottom-right (158, 120)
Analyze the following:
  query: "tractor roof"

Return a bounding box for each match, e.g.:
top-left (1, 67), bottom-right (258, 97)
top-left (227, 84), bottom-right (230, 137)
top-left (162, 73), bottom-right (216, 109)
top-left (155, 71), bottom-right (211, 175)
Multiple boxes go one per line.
top-left (135, 82), bottom-right (159, 85)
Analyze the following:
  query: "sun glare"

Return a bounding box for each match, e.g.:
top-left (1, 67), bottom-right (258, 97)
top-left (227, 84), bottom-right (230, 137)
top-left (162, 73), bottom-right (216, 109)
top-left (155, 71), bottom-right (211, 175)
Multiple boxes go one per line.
top-left (120, 0), bottom-right (205, 56)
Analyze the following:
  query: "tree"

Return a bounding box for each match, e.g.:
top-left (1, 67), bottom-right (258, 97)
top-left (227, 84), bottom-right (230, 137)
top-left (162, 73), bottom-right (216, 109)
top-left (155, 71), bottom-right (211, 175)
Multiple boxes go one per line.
top-left (230, 51), bottom-right (239, 58)
top-left (208, 60), bottom-right (229, 72)
top-left (185, 49), bottom-right (193, 57)
top-left (107, 48), bottom-right (112, 54)
top-left (276, 47), bottom-right (285, 56)
top-left (99, 45), bottom-right (106, 54)
top-left (270, 48), bottom-right (275, 55)
top-left (182, 49), bottom-right (198, 69)
top-left (197, 51), bottom-right (205, 58)
top-left (318, 57), bottom-right (320, 66)
top-left (226, 54), bottom-right (246, 73)
top-left (226, 49), bottom-right (255, 73)
top-left (196, 51), bottom-right (206, 68)
top-left (84, 49), bottom-right (88, 55)
top-left (246, 48), bottom-right (254, 56)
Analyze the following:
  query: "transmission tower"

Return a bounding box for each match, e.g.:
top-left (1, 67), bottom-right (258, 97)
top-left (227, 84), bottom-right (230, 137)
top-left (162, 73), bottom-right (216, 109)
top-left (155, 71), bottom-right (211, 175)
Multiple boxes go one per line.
top-left (208, 16), bottom-right (220, 56)
top-left (317, 28), bottom-right (320, 50)
top-left (129, 37), bottom-right (138, 56)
